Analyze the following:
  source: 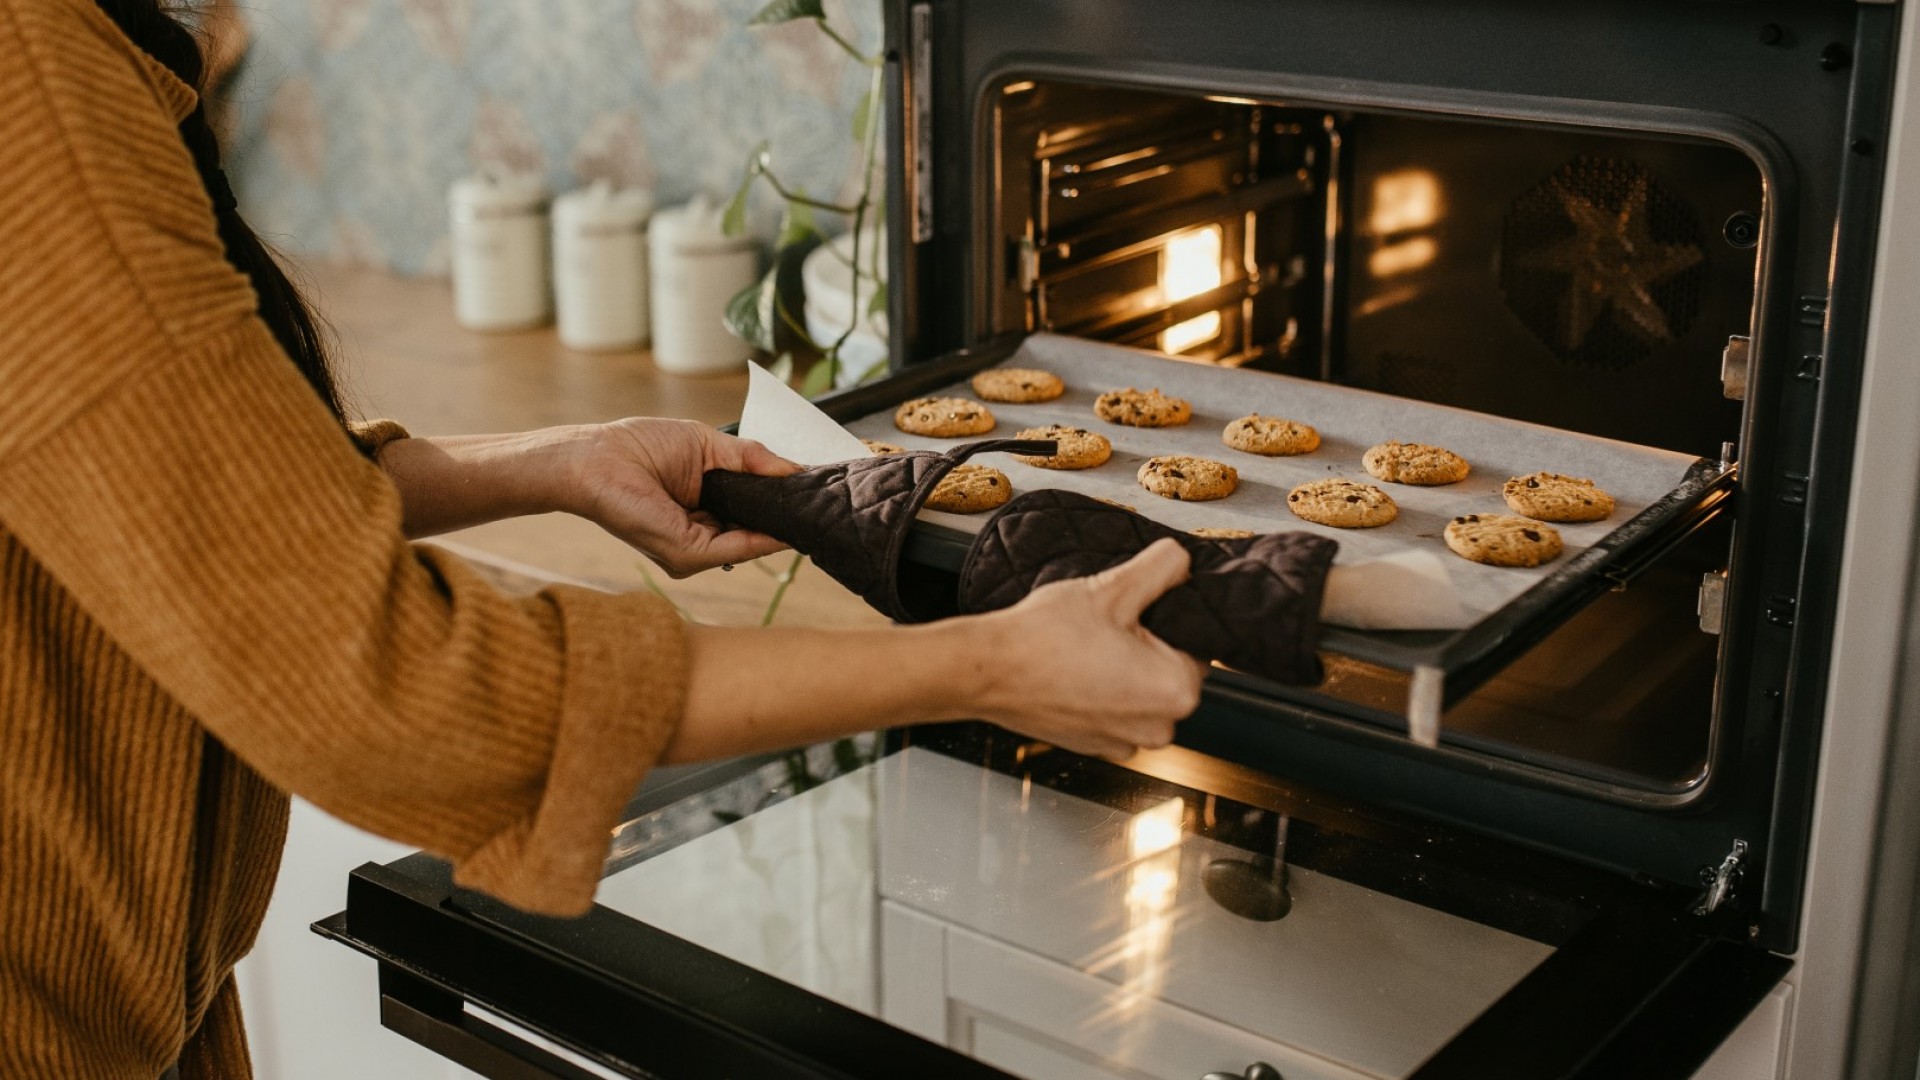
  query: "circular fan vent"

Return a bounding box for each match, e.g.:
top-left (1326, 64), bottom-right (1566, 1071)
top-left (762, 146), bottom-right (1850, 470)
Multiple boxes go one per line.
top-left (1500, 158), bottom-right (1706, 370)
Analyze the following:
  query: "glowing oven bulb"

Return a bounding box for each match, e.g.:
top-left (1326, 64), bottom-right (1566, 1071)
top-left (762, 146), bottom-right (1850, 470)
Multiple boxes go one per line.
top-left (1160, 226), bottom-right (1223, 354)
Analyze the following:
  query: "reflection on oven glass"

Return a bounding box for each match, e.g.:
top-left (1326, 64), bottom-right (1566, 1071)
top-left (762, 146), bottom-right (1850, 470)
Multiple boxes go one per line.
top-left (1160, 225), bottom-right (1223, 353)
top-left (596, 747), bottom-right (1556, 1080)
top-left (1369, 169), bottom-right (1442, 234)
top-left (1367, 169), bottom-right (1443, 281)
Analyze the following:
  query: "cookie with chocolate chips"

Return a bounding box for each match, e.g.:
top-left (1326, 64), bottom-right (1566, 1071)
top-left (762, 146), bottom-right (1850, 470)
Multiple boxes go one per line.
top-left (1285, 478), bottom-right (1398, 528)
top-left (1222, 414), bottom-right (1320, 456)
top-left (1502, 472), bottom-right (1615, 523)
top-left (1362, 440), bottom-right (1470, 485)
top-left (894, 396), bottom-right (996, 437)
top-left (860, 438), bottom-right (905, 455)
top-left (925, 464), bottom-right (1013, 513)
top-left (1191, 526), bottom-right (1257, 539)
top-left (1094, 387), bottom-right (1193, 428)
top-left (1443, 513), bottom-right (1563, 567)
top-left (1011, 424), bottom-right (1112, 470)
top-left (971, 367), bottom-right (1066, 403)
top-left (1137, 455), bottom-right (1238, 501)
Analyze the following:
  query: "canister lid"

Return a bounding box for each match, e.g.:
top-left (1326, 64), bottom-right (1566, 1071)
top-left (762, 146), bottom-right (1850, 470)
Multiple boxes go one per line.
top-left (649, 194), bottom-right (754, 253)
top-left (554, 180), bottom-right (654, 228)
top-left (450, 170), bottom-right (548, 212)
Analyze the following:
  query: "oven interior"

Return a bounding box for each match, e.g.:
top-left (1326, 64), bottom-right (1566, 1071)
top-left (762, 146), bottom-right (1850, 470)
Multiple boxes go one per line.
top-left (983, 77), bottom-right (1766, 798)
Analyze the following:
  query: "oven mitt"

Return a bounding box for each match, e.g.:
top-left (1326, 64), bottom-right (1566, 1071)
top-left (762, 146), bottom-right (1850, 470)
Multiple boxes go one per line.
top-left (957, 489), bottom-right (1338, 685)
top-left (697, 438), bottom-right (1058, 623)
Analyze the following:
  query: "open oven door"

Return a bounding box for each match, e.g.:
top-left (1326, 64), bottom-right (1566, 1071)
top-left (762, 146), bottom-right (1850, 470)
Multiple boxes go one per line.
top-left (316, 724), bottom-right (1787, 1080)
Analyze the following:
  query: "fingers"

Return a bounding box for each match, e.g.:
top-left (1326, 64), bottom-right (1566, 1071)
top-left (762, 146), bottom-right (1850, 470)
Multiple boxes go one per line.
top-left (696, 528), bottom-right (791, 566)
top-left (1092, 538), bottom-right (1192, 623)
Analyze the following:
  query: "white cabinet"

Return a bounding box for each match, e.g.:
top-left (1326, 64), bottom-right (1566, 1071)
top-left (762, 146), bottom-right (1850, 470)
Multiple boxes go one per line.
top-left (235, 799), bottom-right (478, 1080)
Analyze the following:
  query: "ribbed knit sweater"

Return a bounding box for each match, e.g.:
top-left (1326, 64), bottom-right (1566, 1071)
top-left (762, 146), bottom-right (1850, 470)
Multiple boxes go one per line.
top-left (0, 2), bottom-right (692, 1076)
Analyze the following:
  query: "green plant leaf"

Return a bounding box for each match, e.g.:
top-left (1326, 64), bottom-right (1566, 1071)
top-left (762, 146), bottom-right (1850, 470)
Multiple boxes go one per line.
top-left (851, 85), bottom-right (879, 142)
top-left (855, 356), bottom-right (889, 384)
top-left (722, 269), bottom-right (778, 353)
top-left (747, 0), bottom-right (824, 25)
top-left (777, 196), bottom-right (819, 250)
top-left (799, 356), bottom-right (836, 397)
top-left (721, 142), bottom-right (769, 237)
top-left (766, 352), bottom-right (795, 383)
top-left (866, 282), bottom-right (888, 318)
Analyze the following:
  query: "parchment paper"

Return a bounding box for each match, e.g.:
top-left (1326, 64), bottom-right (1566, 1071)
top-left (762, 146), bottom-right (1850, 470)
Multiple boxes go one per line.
top-left (824, 335), bottom-right (1699, 631)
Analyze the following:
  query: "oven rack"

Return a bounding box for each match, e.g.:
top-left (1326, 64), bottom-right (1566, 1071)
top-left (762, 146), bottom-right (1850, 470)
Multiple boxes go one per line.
top-left (813, 336), bottom-right (1737, 747)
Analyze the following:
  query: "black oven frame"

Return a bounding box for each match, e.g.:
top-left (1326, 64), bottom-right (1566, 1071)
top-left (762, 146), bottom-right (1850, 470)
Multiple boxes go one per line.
top-left (879, 0), bottom-right (1903, 952)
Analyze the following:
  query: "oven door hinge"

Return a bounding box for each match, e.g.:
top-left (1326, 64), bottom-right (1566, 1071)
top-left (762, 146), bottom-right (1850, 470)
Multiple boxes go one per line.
top-left (1698, 569), bottom-right (1729, 635)
top-left (1720, 335), bottom-right (1751, 400)
top-left (1693, 839), bottom-right (1748, 916)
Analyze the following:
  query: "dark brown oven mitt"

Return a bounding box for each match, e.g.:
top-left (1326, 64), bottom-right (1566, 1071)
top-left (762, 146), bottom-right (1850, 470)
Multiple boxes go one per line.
top-left (702, 440), bottom-right (1339, 684)
top-left (957, 489), bottom-right (1338, 685)
top-left (697, 438), bottom-right (1058, 623)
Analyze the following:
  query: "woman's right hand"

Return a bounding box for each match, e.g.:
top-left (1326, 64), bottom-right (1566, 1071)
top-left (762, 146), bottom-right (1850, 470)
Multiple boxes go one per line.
top-left (966, 538), bottom-right (1208, 760)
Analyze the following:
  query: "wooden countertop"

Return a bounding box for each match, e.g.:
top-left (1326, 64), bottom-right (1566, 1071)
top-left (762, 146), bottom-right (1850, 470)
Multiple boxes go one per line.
top-left (305, 263), bottom-right (883, 630)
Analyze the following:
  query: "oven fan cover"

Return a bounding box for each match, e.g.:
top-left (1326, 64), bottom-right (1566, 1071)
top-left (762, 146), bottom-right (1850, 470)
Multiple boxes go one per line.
top-left (1500, 157), bottom-right (1708, 371)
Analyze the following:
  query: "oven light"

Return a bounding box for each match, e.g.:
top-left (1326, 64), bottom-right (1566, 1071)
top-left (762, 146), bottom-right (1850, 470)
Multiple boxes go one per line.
top-left (1160, 226), bottom-right (1223, 354)
top-left (1127, 796), bottom-right (1186, 859)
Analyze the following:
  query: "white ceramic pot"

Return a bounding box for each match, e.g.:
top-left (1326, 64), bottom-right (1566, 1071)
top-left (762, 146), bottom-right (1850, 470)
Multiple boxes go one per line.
top-left (648, 195), bottom-right (760, 375)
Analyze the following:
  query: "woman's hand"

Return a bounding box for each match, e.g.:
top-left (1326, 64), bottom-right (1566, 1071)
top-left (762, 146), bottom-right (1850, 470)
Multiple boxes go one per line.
top-left (965, 538), bottom-right (1208, 760)
top-left (668, 538), bottom-right (1207, 766)
top-left (570, 418), bottom-right (801, 577)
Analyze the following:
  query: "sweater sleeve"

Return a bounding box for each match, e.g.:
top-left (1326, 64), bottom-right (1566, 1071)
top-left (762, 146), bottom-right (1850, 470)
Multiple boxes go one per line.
top-left (0, 0), bottom-right (689, 915)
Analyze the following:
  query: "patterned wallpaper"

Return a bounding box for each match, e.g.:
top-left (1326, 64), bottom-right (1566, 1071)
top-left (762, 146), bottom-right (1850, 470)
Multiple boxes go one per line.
top-left (224, 0), bottom-right (881, 276)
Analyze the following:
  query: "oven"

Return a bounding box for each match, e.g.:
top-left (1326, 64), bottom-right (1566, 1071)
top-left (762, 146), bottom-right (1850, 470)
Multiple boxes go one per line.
top-left (317, 3), bottom-right (1920, 1078)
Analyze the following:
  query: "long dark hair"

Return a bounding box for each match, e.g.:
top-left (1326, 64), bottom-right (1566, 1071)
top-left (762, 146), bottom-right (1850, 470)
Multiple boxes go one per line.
top-left (92, 1), bottom-right (348, 422)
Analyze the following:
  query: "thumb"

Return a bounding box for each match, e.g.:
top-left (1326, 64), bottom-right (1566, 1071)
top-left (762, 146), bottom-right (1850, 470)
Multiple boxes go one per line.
top-left (1093, 538), bottom-right (1191, 623)
top-left (707, 432), bottom-right (802, 477)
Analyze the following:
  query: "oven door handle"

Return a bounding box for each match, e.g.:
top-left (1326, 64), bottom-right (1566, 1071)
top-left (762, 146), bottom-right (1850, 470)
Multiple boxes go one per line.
top-left (376, 962), bottom-right (618, 1080)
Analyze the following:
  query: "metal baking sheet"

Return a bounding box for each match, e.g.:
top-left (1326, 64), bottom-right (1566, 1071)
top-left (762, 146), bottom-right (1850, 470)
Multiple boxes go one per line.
top-left (842, 334), bottom-right (1705, 632)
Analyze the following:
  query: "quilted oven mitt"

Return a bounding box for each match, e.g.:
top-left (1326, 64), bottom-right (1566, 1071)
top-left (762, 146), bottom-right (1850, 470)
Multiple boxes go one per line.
top-left (701, 440), bottom-right (1340, 684)
top-left (697, 438), bottom-right (1058, 623)
top-left (958, 489), bottom-right (1338, 685)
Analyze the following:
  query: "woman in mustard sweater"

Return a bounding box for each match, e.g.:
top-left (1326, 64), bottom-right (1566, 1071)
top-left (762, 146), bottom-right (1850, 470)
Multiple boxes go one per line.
top-left (0, 2), bottom-right (1205, 1077)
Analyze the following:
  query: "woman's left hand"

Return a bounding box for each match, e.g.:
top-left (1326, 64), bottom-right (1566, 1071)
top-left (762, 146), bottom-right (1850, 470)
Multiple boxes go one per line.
top-left (571, 418), bottom-right (801, 577)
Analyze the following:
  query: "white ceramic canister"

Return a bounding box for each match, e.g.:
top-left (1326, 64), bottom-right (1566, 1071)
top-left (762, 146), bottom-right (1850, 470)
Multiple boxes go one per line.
top-left (553, 182), bottom-right (653, 352)
top-left (647, 194), bottom-right (760, 375)
top-left (449, 171), bottom-right (551, 332)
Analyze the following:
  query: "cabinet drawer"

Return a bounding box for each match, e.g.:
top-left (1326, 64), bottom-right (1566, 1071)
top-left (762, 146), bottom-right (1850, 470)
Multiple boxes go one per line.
top-left (946, 924), bottom-right (1374, 1080)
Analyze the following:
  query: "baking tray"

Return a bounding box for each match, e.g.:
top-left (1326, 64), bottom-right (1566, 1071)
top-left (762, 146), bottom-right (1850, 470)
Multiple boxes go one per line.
top-left (811, 334), bottom-right (1735, 743)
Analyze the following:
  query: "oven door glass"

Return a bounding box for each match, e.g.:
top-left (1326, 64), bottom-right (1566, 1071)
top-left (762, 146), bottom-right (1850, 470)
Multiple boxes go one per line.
top-left (323, 725), bottom-right (1787, 1080)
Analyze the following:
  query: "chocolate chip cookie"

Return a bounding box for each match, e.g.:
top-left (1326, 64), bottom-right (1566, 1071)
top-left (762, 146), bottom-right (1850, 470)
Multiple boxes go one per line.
top-left (894, 396), bottom-right (996, 437)
top-left (1222, 414), bottom-right (1320, 456)
top-left (1137, 455), bottom-right (1238, 501)
top-left (1286, 478), bottom-right (1399, 528)
top-left (1191, 526), bottom-right (1257, 539)
top-left (971, 367), bottom-right (1066, 403)
top-left (1502, 472), bottom-right (1616, 523)
top-left (925, 464), bottom-right (1013, 513)
top-left (1362, 440), bottom-right (1471, 485)
top-left (1094, 387), bottom-right (1193, 428)
top-left (1443, 513), bottom-right (1563, 567)
top-left (860, 438), bottom-right (905, 455)
top-left (1011, 424), bottom-right (1113, 470)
